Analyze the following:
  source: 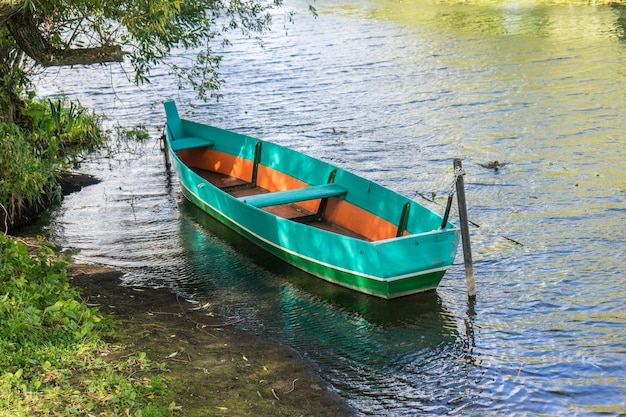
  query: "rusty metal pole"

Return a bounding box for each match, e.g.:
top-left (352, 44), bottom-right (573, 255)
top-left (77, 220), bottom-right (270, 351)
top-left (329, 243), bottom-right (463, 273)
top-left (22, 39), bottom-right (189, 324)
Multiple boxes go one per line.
top-left (454, 158), bottom-right (476, 299)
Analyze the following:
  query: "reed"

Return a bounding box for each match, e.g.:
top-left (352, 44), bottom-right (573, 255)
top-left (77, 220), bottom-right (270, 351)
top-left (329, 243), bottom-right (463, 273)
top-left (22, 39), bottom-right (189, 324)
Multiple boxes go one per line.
top-left (0, 97), bottom-right (107, 231)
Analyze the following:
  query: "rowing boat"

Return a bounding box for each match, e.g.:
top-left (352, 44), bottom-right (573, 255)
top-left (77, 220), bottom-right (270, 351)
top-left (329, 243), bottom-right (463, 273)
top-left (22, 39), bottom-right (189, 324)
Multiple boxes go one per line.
top-left (163, 101), bottom-right (459, 299)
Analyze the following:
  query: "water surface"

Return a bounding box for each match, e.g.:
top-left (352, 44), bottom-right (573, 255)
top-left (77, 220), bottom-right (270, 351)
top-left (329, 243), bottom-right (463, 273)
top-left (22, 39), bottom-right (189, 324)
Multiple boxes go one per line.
top-left (36, 0), bottom-right (625, 415)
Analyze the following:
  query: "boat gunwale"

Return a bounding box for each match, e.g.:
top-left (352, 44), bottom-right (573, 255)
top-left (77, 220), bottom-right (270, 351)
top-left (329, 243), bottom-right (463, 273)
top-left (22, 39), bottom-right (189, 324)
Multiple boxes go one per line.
top-left (175, 144), bottom-right (457, 237)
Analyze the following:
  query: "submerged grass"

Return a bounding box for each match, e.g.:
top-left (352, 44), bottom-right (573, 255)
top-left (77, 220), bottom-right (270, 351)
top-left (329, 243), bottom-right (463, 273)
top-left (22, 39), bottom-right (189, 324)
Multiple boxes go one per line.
top-left (68, 262), bottom-right (354, 417)
top-left (0, 235), bottom-right (177, 416)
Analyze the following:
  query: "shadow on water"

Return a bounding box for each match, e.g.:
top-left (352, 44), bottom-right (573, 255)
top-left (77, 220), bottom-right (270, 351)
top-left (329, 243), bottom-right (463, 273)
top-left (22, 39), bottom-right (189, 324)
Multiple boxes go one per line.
top-left (613, 4), bottom-right (626, 42)
top-left (178, 198), bottom-right (454, 326)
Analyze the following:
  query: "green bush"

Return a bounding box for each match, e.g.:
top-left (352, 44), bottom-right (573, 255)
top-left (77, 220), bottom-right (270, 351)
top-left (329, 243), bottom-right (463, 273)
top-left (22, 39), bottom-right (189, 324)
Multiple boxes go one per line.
top-left (0, 96), bottom-right (107, 230)
top-left (0, 123), bottom-right (59, 227)
top-left (24, 96), bottom-right (108, 166)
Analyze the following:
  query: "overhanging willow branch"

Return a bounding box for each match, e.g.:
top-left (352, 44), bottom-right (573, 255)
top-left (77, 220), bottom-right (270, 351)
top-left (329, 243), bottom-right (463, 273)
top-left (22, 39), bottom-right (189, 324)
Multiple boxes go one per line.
top-left (5, 5), bottom-right (123, 67)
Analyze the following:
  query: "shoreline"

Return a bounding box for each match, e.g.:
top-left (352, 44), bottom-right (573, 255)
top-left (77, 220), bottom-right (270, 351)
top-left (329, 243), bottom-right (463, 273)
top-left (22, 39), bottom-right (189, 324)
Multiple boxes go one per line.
top-left (66, 260), bottom-right (355, 416)
top-left (11, 171), bottom-right (354, 415)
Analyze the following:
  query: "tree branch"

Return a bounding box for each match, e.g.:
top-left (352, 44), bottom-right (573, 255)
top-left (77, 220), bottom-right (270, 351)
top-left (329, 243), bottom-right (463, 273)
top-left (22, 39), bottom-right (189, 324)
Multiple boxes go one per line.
top-left (0, 2), bottom-right (23, 26)
top-left (5, 5), bottom-right (123, 67)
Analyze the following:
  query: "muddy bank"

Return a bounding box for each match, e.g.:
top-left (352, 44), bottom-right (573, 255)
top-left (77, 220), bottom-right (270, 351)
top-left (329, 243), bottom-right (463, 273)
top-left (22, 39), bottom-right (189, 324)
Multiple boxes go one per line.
top-left (67, 262), bottom-right (355, 417)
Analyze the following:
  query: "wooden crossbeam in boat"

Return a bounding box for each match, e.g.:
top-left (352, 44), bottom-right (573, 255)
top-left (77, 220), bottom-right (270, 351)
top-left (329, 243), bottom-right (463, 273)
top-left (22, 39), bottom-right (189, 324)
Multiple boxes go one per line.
top-left (291, 169), bottom-right (338, 223)
top-left (239, 184), bottom-right (347, 208)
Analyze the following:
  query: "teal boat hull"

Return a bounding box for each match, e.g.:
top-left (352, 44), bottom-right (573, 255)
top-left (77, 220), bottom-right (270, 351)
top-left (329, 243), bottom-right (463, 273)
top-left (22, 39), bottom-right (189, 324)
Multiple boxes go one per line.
top-left (164, 101), bottom-right (459, 299)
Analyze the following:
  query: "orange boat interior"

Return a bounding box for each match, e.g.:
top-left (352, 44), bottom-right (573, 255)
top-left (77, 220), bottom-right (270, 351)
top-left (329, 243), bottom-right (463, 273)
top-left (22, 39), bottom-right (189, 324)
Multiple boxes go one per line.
top-left (176, 148), bottom-right (404, 242)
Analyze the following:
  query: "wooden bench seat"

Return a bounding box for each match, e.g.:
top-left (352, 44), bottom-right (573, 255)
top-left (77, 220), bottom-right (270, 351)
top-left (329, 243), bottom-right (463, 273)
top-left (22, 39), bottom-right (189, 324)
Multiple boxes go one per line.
top-left (164, 101), bottom-right (214, 151)
top-left (239, 184), bottom-right (347, 208)
top-left (170, 137), bottom-right (214, 151)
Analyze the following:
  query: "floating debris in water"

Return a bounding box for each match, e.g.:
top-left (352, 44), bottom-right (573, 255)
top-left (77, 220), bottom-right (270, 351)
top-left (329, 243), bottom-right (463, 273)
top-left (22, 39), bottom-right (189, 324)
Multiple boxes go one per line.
top-left (479, 160), bottom-right (507, 171)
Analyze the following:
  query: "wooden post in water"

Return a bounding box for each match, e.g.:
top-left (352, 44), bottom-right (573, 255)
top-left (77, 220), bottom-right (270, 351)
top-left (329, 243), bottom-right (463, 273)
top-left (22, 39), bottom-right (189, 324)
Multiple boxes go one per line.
top-left (161, 133), bottom-right (171, 170)
top-left (454, 158), bottom-right (476, 299)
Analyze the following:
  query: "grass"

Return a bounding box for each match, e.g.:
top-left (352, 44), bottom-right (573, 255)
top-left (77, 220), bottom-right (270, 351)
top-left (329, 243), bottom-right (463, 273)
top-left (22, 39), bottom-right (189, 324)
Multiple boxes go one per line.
top-left (0, 93), bottom-right (175, 415)
top-left (0, 235), bottom-right (178, 417)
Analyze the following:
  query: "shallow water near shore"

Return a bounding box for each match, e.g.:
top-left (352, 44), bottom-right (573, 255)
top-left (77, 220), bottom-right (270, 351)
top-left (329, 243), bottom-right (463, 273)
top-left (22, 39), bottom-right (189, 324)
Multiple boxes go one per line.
top-left (33, 0), bottom-right (625, 415)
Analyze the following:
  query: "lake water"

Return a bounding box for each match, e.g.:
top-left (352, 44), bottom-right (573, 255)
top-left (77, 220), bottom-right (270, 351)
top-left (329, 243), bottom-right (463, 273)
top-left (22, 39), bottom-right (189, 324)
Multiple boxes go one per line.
top-left (35, 0), bottom-right (625, 415)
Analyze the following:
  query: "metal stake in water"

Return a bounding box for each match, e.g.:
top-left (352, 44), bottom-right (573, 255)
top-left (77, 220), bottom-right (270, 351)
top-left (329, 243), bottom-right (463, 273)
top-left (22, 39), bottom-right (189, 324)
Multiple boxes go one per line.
top-left (454, 158), bottom-right (476, 299)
